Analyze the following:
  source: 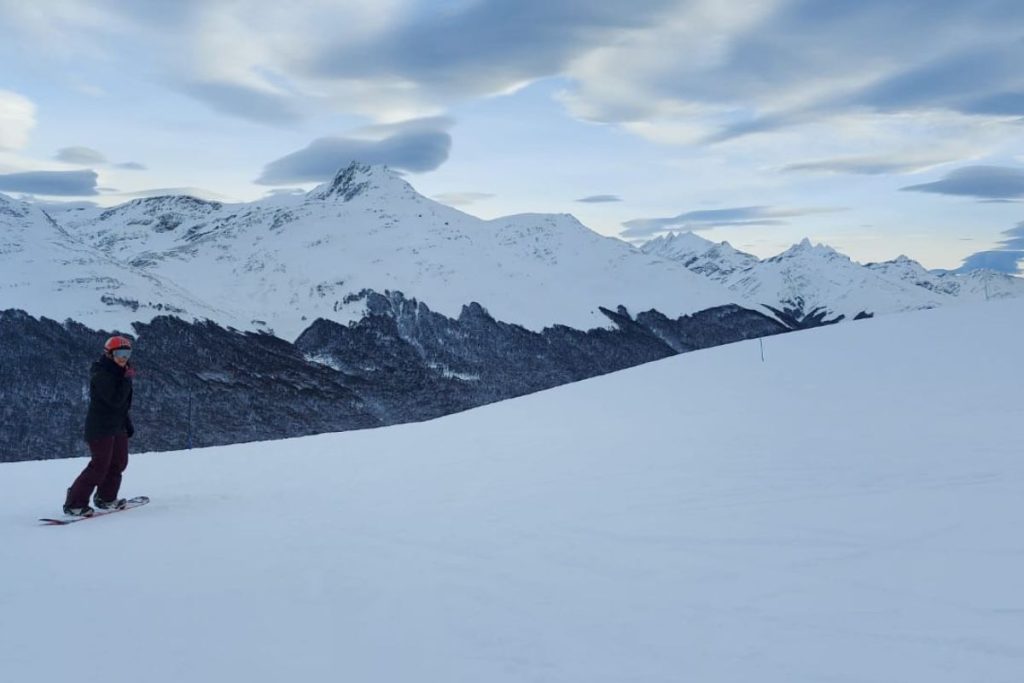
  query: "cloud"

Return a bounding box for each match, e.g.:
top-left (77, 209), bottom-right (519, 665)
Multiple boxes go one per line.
top-left (851, 43), bottom-right (1024, 118)
top-left (959, 222), bottom-right (1024, 274)
top-left (700, 113), bottom-right (803, 145)
top-left (0, 89), bottom-right (36, 149)
top-left (432, 192), bottom-right (494, 207)
top-left (55, 146), bottom-right (108, 164)
top-left (8, 2), bottom-right (678, 123)
top-left (172, 0), bottom-right (409, 122)
top-left (119, 186), bottom-right (232, 202)
top-left (118, 1), bottom-right (675, 123)
top-left (180, 80), bottom-right (303, 126)
top-left (620, 205), bottom-right (837, 239)
top-left (54, 146), bottom-right (147, 170)
top-left (783, 153), bottom-right (957, 176)
top-left (958, 250), bottom-right (1024, 274)
top-left (1002, 223), bottom-right (1024, 250)
top-left (0, 170), bottom-right (98, 196)
top-left (563, 0), bottom-right (1024, 146)
top-left (264, 187), bottom-right (307, 197)
top-left (256, 123), bottom-right (452, 185)
top-left (576, 194), bottom-right (622, 203)
top-left (0, 1), bottom-right (139, 61)
top-left (6, 0), bottom-right (1024, 160)
top-left (963, 91), bottom-right (1024, 117)
top-left (26, 198), bottom-right (100, 212)
top-left (308, 1), bottom-right (679, 103)
top-left (355, 116), bottom-right (456, 137)
top-left (902, 166), bottom-right (1024, 199)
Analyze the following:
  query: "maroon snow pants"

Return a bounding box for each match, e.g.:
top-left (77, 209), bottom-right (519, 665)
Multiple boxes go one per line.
top-left (67, 434), bottom-right (129, 507)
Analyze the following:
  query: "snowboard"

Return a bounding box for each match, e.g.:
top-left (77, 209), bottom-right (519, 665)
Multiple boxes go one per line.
top-left (40, 496), bottom-right (150, 525)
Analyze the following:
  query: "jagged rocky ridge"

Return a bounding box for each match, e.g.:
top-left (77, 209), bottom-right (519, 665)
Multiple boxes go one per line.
top-left (0, 291), bottom-right (786, 463)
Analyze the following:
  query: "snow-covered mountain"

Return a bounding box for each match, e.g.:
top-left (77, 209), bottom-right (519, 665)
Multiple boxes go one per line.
top-left (16, 163), bottom-right (1015, 339)
top-left (865, 255), bottom-right (1024, 301)
top-left (641, 231), bottom-right (759, 283)
top-left (730, 239), bottom-right (950, 324)
top-left (0, 194), bottom-right (229, 329)
top-left (2, 170), bottom-right (789, 462)
top-left (4, 297), bottom-right (1021, 682)
top-left (643, 231), bottom-right (1023, 325)
top-left (51, 164), bottom-right (750, 339)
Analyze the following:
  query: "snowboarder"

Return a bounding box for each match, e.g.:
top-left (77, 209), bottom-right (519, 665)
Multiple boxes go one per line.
top-left (63, 335), bottom-right (136, 516)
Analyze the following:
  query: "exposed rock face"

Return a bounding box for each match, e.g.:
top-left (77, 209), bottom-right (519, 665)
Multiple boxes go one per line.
top-left (295, 290), bottom-right (788, 427)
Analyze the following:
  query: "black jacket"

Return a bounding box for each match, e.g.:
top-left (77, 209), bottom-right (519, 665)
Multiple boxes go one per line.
top-left (84, 355), bottom-right (134, 442)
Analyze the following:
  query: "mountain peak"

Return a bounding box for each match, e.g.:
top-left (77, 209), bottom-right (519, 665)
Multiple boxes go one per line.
top-left (774, 238), bottom-right (842, 261)
top-left (93, 194), bottom-right (223, 223)
top-left (642, 231), bottom-right (715, 256)
top-left (668, 230), bottom-right (716, 251)
top-left (307, 163), bottom-right (414, 203)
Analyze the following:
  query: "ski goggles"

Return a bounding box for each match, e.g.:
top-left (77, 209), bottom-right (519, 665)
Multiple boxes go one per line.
top-left (111, 348), bottom-right (132, 359)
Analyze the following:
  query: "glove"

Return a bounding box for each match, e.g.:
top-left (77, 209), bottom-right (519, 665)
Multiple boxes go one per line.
top-left (123, 363), bottom-right (136, 379)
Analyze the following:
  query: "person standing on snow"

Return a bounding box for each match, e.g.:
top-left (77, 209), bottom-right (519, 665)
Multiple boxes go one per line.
top-left (63, 335), bottom-right (136, 516)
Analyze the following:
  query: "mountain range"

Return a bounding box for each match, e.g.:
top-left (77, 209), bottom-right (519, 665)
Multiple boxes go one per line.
top-left (1, 162), bottom-right (1020, 461)
top-left (641, 231), bottom-right (1023, 326)
top-left (6, 162), bottom-right (1021, 337)
top-left (1, 165), bottom-right (786, 461)
top-left (0, 192), bottom-right (228, 328)
top-left (34, 163), bottom-right (747, 339)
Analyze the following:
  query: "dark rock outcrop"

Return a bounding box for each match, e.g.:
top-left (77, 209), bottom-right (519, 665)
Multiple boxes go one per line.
top-left (294, 291), bottom-right (788, 424)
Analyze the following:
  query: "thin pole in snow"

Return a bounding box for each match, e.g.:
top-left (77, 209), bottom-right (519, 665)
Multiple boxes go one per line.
top-left (187, 328), bottom-right (194, 450)
top-left (759, 337), bottom-right (765, 362)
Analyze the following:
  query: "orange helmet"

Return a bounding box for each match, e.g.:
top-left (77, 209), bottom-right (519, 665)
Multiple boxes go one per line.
top-left (104, 335), bottom-right (133, 353)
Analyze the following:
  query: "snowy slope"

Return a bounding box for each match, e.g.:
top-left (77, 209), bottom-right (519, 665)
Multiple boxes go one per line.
top-left (54, 164), bottom-right (747, 338)
top-left (2, 298), bottom-right (1021, 682)
top-left (0, 193), bottom-right (231, 330)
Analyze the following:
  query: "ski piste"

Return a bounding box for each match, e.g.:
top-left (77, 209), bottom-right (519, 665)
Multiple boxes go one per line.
top-left (39, 496), bottom-right (150, 525)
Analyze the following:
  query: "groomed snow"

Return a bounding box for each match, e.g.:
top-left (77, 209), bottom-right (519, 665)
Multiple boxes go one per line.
top-left (1, 299), bottom-right (1022, 682)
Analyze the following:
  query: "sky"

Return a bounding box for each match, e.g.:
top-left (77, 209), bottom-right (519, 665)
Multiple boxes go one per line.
top-left (1, 0), bottom-right (1023, 273)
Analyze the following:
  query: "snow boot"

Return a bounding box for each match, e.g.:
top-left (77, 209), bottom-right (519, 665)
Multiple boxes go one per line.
top-left (63, 487), bottom-right (95, 517)
top-left (93, 494), bottom-right (127, 511)
top-left (63, 503), bottom-right (94, 517)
